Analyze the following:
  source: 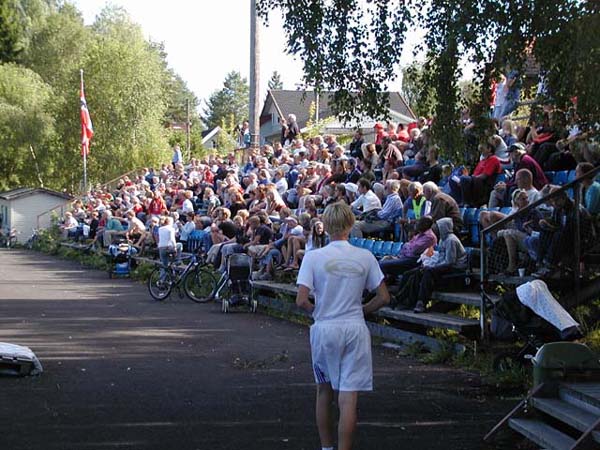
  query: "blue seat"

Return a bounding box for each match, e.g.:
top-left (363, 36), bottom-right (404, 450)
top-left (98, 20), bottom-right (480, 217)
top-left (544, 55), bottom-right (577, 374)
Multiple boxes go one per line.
top-left (405, 159), bottom-right (416, 166)
top-left (500, 207), bottom-right (512, 215)
top-left (362, 239), bottom-right (375, 252)
top-left (348, 237), bottom-right (358, 246)
top-left (496, 173), bottom-right (507, 183)
top-left (488, 206), bottom-right (500, 212)
top-left (545, 171), bottom-right (555, 184)
top-left (380, 241), bottom-right (393, 256)
top-left (554, 171), bottom-right (569, 185)
top-left (469, 208), bottom-right (482, 246)
top-left (390, 242), bottom-right (402, 255)
top-left (567, 170), bottom-right (577, 184)
top-left (371, 240), bottom-right (384, 256)
top-left (355, 238), bottom-right (366, 248)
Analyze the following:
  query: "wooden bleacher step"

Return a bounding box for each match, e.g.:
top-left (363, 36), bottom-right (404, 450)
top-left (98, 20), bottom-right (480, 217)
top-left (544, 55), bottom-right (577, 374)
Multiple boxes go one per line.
top-left (531, 398), bottom-right (600, 441)
top-left (508, 418), bottom-right (575, 450)
top-left (559, 383), bottom-right (600, 416)
top-left (431, 291), bottom-right (482, 307)
top-left (377, 307), bottom-right (479, 333)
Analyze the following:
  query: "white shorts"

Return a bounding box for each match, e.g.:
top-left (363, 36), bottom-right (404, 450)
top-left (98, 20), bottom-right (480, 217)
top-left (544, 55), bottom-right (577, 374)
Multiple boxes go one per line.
top-left (310, 320), bottom-right (373, 392)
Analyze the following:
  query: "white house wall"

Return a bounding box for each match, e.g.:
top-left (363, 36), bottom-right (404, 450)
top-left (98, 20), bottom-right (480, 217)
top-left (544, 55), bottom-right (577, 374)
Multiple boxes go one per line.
top-left (11, 193), bottom-right (69, 242)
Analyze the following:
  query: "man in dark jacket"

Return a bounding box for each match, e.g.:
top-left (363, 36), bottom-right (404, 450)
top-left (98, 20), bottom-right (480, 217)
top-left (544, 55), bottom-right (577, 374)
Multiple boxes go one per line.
top-left (422, 181), bottom-right (464, 235)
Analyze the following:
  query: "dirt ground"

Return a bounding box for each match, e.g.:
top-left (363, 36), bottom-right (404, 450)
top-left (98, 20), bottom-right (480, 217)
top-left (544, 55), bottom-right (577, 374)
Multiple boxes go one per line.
top-left (0, 249), bottom-right (517, 449)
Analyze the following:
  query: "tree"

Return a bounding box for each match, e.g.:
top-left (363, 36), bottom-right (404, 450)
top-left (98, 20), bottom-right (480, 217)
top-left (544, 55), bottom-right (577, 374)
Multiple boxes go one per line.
top-left (268, 70), bottom-right (283, 90)
top-left (0, 64), bottom-right (55, 190)
top-left (0, 0), bottom-right (26, 62)
top-left (401, 62), bottom-right (436, 118)
top-left (258, 0), bottom-right (598, 162)
top-left (203, 71), bottom-right (249, 130)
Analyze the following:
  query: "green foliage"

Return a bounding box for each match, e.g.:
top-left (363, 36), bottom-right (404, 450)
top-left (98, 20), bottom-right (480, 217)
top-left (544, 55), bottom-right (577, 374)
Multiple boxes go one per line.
top-left (1, 3), bottom-right (198, 192)
top-left (203, 71), bottom-right (249, 130)
top-left (301, 101), bottom-right (335, 140)
top-left (259, 0), bottom-right (599, 162)
top-left (268, 70), bottom-right (283, 90)
top-left (130, 263), bottom-right (155, 282)
top-left (0, 0), bottom-right (27, 62)
top-left (0, 63), bottom-right (55, 190)
top-left (402, 61), bottom-right (436, 118)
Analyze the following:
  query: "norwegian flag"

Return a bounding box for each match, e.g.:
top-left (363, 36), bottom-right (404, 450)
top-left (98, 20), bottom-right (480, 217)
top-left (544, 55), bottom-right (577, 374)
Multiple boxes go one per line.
top-left (80, 75), bottom-right (94, 156)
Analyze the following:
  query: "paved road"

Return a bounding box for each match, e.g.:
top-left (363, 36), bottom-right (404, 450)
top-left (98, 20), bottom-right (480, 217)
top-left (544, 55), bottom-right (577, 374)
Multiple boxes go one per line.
top-left (0, 250), bottom-right (513, 449)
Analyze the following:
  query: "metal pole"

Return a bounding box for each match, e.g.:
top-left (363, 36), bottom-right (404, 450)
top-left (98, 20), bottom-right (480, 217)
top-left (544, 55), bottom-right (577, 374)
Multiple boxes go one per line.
top-left (479, 223), bottom-right (487, 341)
top-left (249, 0), bottom-right (261, 149)
top-left (186, 98), bottom-right (191, 159)
top-left (315, 90), bottom-right (320, 122)
top-left (80, 69), bottom-right (87, 193)
top-left (574, 182), bottom-right (581, 305)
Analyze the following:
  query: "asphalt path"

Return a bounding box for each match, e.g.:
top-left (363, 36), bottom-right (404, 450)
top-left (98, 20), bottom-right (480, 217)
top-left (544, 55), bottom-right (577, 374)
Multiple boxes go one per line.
top-left (0, 249), bottom-right (513, 449)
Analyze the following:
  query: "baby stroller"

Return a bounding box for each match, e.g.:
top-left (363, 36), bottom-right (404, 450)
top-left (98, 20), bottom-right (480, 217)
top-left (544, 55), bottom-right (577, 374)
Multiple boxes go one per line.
top-left (107, 240), bottom-right (138, 278)
top-left (489, 280), bottom-right (582, 372)
top-left (220, 253), bottom-right (256, 313)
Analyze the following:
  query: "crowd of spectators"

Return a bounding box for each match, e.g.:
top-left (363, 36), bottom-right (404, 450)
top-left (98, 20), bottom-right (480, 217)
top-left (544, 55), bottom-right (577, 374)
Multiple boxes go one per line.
top-left (59, 103), bottom-right (599, 313)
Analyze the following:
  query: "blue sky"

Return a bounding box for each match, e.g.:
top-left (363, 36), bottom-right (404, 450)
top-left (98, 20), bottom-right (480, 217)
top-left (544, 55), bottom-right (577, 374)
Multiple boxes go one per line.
top-left (73, 0), bottom-right (418, 110)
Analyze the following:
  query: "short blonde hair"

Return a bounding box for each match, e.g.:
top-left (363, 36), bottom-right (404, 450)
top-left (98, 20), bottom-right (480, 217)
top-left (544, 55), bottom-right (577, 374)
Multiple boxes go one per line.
top-left (322, 202), bottom-right (355, 236)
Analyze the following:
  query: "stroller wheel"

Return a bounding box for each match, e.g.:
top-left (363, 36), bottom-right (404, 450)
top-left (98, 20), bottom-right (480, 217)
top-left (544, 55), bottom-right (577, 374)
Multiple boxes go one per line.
top-left (493, 351), bottom-right (523, 373)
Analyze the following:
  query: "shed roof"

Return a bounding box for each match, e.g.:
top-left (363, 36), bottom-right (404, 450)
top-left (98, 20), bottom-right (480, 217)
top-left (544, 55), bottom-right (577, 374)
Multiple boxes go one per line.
top-left (0, 187), bottom-right (73, 201)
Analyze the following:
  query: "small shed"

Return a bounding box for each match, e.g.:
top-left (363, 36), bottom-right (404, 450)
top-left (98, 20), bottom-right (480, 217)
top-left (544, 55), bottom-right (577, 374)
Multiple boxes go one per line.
top-left (0, 188), bottom-right (73, 243)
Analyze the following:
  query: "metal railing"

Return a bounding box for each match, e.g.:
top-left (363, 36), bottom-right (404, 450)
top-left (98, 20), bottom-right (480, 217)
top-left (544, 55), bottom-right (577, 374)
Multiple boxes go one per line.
top-left (479, 165), bottom-right (600, 339)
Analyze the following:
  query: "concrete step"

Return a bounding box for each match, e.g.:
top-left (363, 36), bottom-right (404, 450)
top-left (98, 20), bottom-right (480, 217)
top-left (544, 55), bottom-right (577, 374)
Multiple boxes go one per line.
top-left (560, 382), bottom-right (600, 416)
top-left (508, 418), bottom-right (575, 450)
top-left (531, 397), bottom-right (600, 441)
top-left (377, 307), bottom-right (479, 333)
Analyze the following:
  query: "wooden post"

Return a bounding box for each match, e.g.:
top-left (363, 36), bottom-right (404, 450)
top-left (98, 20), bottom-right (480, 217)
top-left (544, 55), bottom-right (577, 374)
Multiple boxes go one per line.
top-left (249, 0), bottom-right (261, 150)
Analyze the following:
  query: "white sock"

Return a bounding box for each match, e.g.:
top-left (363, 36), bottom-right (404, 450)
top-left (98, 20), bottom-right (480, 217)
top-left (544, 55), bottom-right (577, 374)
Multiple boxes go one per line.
top-left (322, 447), bottom-right (334, 450)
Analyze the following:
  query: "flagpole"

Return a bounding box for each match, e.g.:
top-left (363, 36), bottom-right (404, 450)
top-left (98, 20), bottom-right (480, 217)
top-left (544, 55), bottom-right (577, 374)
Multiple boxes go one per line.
top-left (81, 69), bottom-right (87, 193)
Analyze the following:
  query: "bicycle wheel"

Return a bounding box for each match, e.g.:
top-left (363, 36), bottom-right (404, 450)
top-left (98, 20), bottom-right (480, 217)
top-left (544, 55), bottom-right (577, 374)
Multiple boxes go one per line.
top-left (184, 267), bottom-right (217, 303)
top-left (148, 267), bottom-right (173, 301)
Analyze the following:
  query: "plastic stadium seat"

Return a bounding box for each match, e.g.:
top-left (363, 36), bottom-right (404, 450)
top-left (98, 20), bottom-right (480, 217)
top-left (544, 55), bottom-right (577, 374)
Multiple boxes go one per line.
top-left (390, 242), bottom-right (402, 255)
top-left (380, 241), bottom-right (393, 256)
top-left (496, 173), bottom-right (507, 183)
top-left (362, 240), bottom-right (375, 252)
top-left (500, 207), bottom-right (512, 215)
top-left (371, 240), bottom-right (384, 256)
top-left (545, 171), bottom-right (555, 184)
top-left (355, 238), bottom-right (366, 248)
top-left (405, 159), bottom-right (416, 166)
top-left (554, 171), bottom-right (568, 185)
top-left (488, 207), bottom-right (500, 212)
top-left (348, 237), bottom-right (358, 246)
top-left (567, 170), bottom-right (577, 184)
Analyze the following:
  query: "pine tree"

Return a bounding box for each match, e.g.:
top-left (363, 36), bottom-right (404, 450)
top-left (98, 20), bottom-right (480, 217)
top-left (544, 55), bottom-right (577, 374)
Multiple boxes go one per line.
top-left (268, 70), bottom-right (283, 90)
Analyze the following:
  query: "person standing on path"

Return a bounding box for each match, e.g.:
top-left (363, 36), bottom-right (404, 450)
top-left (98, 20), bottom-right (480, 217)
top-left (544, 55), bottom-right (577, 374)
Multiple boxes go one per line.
top-left (296, 202), bottom-right (390, 450)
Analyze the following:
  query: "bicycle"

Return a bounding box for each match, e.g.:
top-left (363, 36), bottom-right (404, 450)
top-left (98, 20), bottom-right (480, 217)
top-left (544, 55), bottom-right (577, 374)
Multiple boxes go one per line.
top-left (147, 249), bottom-right (217, 302)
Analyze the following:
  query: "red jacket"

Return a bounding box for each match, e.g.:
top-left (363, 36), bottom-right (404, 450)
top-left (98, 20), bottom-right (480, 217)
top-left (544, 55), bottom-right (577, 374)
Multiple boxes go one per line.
top-left (473, 155), bottom-right (501, 178)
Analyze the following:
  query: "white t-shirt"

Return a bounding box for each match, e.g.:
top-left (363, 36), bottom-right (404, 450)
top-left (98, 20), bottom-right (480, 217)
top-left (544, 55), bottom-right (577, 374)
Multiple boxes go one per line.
top-left (525, 187), bottom-right (541, 205)
top-left (297, 240), bottom-right (384, 322)
top-left (351, 190), bottom-right (382, 213)
top-left (275, 178), bottom-right (288, 195)
top-left (158, 225), bottom-right (177, 249)
top-left (182, 198), bottom-right (195, 214)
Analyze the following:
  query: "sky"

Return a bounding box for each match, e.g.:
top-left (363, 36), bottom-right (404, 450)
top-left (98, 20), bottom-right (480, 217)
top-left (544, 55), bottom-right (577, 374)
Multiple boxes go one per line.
top-left (73, 0), bottom-right (419, 113)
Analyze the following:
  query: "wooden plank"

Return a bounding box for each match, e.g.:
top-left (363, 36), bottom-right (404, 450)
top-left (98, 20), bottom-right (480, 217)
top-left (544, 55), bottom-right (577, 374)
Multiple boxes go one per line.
top-left (508, 418), bottom-right (575, 450)
top-left (255, 295), bottom-right (465, 354)
top-left (561, 383), bottom-right (600, 411)
top-left (377, 307), bottom-right (479, 332)
top-left (431, 291), bottom-right (481, 307)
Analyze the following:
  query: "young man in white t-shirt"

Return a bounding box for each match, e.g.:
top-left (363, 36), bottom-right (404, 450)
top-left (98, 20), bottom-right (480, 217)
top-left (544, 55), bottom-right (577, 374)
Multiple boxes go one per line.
top-left (296, 202), bottom-right (389, 450)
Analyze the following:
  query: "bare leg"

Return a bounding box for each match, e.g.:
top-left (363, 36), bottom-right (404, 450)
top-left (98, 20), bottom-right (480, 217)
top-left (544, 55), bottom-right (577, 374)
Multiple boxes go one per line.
top-left (338, 391), bottom-right (358, 450)
top-left (316, 384), bottom-right (335, 449)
